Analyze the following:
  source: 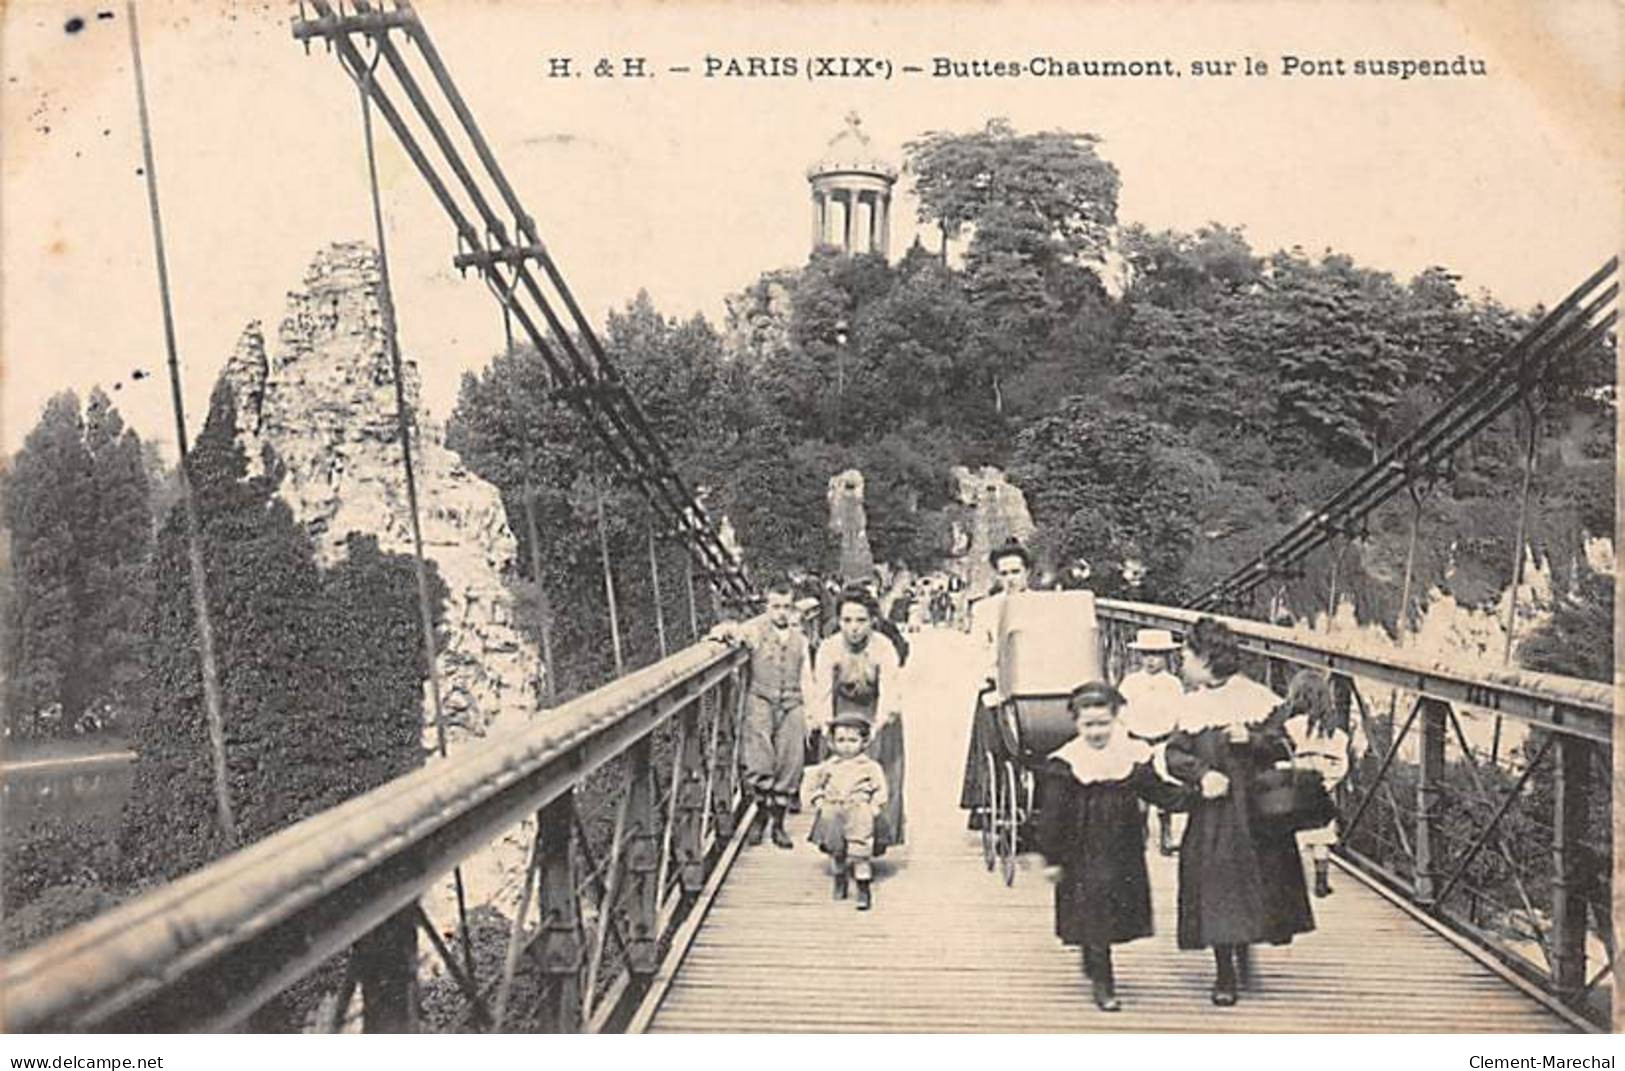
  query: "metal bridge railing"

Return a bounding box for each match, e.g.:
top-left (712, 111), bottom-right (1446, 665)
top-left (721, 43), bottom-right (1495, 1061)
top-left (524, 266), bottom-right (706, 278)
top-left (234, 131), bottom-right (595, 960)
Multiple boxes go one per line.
top-left (1, 629), bottom-right (762, 1034)
top-left (1097, 599), bottom-right (1614, 1029)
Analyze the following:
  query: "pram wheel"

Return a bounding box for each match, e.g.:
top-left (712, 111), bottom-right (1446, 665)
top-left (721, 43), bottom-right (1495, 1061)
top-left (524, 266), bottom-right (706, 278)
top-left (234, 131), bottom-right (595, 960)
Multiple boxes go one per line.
top-left (999, 760), bottom-right (1023, 887)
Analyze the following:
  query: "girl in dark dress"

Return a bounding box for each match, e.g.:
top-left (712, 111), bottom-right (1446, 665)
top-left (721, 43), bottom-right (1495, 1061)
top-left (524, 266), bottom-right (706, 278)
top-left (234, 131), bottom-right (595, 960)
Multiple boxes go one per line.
top-left (1033, 681), bottom-right (1191, 1012)
top-left (1164, 617), bottom-right (1314, 1007)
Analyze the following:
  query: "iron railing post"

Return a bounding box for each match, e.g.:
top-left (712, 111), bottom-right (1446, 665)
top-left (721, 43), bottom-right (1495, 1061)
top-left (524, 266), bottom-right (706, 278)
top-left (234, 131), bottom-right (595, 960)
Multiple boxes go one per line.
top-left (1414, 698), bottom-right (1449, 905)
top-left (674, 704), bottom-right (709, 892)
top-left (355, 908), bottom-right (417, 1032)
top-left (536, 793), bottom-right (584, 1032)
top-left (710, 669), bottom-right (744, 839)
top-left (623, 739), bottom-right (661, 983)
top-left (1552, 735), bottom-right (1594, 1004)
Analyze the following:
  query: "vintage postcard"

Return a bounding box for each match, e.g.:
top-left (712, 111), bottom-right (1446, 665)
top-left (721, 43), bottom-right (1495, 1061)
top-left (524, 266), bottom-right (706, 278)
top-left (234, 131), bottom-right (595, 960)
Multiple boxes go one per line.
top-left (0, 0), bottom-right (1619, 1044)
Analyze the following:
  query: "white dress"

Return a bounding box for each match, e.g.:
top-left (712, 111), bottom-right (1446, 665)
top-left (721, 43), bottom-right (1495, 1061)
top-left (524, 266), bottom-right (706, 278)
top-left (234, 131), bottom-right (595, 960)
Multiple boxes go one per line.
top-left (1285, 716), bottom-right (1350, 848)
top-left (1118, 670), bottom-right (1184, 742)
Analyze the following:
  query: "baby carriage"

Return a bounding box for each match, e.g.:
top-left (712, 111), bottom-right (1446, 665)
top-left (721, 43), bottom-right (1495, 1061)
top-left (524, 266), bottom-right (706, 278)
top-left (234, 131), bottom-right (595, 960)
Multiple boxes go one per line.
top-left (981, 590), bottom-right (1102, 885)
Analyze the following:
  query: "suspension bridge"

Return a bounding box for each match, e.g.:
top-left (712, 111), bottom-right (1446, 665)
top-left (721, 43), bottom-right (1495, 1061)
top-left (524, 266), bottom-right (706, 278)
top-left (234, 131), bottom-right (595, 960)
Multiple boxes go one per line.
top-left (1, 0), bottom-right (1615, 1035)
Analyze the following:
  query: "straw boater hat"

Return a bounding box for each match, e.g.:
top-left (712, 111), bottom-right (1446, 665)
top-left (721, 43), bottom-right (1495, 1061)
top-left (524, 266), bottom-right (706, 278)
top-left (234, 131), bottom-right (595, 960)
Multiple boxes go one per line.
top-left (1128, 628), bottom-right (1180, 652)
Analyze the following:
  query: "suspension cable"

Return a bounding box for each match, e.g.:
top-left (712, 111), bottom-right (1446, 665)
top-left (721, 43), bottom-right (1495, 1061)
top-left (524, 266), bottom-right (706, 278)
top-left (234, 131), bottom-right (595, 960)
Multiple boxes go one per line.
top-left (127, 0), bottom-right (236, 847)
top-left (350, 34), bottom-right (475, 984)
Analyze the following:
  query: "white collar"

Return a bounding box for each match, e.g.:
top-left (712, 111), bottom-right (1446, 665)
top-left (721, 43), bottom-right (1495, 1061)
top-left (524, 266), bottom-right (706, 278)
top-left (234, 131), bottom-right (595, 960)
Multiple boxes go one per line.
top-left (1179, 675), bottom-right (1282, 733)
top-left (1052, 724), bottom-right (1150, 784)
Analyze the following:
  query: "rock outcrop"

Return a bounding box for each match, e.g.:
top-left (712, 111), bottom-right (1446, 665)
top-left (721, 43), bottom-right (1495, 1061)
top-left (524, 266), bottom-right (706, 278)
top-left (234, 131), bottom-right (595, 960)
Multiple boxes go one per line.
top-left (828, 469), bottom-right (875, 583)
top-left (220, 243), bottom-right (544, 747)
top-left (946, 465), bottom-right (1037, 594)
top-left (218, 243), bottom-right (544, 943)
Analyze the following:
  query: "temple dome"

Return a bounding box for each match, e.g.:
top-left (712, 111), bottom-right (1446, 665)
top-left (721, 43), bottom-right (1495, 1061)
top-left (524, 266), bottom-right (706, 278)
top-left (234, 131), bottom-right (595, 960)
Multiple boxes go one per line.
top-left (807, 112), bottom-right (898, 182)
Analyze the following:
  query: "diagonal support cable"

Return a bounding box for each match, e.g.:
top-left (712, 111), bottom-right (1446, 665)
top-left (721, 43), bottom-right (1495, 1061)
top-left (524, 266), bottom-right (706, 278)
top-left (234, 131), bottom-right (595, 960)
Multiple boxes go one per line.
top-left (1190, 259), bottom-right (1618, 611)
top-left (293, 0), bottom-right (755, 607)
top-left (347, 32), bottom-right (477, 988)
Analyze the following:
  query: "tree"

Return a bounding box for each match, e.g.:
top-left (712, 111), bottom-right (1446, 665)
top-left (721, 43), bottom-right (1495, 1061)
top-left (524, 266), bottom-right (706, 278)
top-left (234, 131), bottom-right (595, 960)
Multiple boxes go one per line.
top-left (3, 392), bottom-right (92, 735)
top-left (906, 119), bottom-right (1120, 265)
top-left (1119, 222), bottom-right (1261, 310)
top-left (906, 121), bottom-right (1122, 421)
top-left (1010, 403), bottom-right (1200, 603)
top-left (80, 388), bottom-right (155, 728)
top-left (1518, 566), bottom-right (1613, 683)
top-left (123, 384), bottom-right (437, 881)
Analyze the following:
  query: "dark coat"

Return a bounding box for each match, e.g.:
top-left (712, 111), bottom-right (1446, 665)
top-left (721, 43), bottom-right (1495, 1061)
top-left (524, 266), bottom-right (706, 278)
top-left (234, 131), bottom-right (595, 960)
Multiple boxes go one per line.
top-left (1034, 758), bottom-right (1190, 948)
top-left (1164, 722), bottom-right (1315, 949)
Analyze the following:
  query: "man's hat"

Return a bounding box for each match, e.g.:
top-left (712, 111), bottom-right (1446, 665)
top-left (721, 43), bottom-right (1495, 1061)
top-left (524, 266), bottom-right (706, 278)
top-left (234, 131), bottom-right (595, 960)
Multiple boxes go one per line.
top-left (988, 537), bottom-right (1033, 571)
top-left (1128, 628), bottom-right (1180, 652)
top-left (830, 712), bottom-right (874, 732)
top-left (1068, 680), bottom-right (1126, 709)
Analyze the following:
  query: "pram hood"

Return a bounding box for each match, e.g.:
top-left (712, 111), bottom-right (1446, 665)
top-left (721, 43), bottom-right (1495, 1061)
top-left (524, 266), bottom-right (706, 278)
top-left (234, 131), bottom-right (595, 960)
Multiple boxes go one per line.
top-left (994, 590), bottom-right (1102, 701)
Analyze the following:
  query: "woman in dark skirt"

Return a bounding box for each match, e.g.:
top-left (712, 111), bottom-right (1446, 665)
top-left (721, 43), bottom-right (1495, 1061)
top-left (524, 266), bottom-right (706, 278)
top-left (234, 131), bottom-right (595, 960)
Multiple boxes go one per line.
top-left (958, 540), bottom-right (1033, 827)
top-left (1164, 617), bottom-right (1314, 1007)
top-left (810, 588), bottom-right (906, 852)
top-left (1033, 681), bottom-right (1191, 1012)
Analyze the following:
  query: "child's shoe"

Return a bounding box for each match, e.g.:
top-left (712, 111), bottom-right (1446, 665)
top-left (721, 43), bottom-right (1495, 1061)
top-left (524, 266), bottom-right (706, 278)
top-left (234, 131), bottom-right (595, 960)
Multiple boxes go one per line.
top-left (1091, 977), bottom-right (1120, 1012)
top-left (1313, 860), bottom-right (1333, 898)
top-left (747, 807), bottom-right (766, 847)
top-left (855, 879), bottom-right (872, 911)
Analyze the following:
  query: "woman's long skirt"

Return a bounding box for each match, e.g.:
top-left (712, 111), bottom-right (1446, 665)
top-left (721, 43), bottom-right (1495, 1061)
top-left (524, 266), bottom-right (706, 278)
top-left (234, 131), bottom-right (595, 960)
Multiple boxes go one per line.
top-left (958, 698), bottom-right (1003, 829)
top-left (868, 716), bottom-right (906, 852)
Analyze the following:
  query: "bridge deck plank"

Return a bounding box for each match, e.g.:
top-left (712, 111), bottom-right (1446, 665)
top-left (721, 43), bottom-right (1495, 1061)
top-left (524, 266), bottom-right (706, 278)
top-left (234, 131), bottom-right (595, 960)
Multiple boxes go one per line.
top-left (647, 630), bottom-right (1576, 1034)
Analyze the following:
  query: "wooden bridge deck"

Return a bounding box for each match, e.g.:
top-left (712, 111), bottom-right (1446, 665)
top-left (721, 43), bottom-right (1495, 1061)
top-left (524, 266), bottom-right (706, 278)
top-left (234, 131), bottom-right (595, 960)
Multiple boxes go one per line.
top-left (647, 630), bottom-right (1575, 1034)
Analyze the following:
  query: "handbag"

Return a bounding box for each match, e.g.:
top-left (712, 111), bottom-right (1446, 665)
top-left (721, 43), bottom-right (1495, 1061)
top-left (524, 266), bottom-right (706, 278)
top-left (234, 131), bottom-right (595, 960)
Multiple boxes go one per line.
top-left (1251, 751), bottom-right (1337, 833)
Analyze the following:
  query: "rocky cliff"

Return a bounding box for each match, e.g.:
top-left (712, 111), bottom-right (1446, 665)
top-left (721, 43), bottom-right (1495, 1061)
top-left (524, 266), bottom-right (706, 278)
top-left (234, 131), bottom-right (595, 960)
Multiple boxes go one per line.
top-left (946, 465), bottom-right (1037, 593)
top-left (221, 243), bottom-right (544, 745)
top-left (827, 469), bottom-right (875, 583)
top-left (218, 243), bottom-right (544, 937)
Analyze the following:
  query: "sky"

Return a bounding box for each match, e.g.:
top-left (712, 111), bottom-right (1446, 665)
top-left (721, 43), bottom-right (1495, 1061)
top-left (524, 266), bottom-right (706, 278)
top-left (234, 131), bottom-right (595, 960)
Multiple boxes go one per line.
top-left (3, 0), bottom-right (1620, 459)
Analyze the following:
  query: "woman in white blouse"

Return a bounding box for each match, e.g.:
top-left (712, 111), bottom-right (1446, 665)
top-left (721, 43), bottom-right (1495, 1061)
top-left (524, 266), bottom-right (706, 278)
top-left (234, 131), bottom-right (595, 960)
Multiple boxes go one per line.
top-left (810, 588), bottom-right (906, 853)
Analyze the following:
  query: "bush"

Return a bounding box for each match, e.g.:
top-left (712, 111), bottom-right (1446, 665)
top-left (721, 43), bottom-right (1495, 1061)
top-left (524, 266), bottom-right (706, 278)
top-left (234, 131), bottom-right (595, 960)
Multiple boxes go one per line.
top-left (0, 881), bottom-right (123, 955)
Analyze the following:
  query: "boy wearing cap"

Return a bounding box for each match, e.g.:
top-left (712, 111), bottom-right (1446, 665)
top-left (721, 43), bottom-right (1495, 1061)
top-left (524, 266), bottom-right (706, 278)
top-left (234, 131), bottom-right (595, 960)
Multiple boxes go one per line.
top-left (1119, 628), bottom-right (1186, 855)
top-left (805, 713), bottom-right (890, 910)
top-left (1032, 681), bottom-right (1192, 1011)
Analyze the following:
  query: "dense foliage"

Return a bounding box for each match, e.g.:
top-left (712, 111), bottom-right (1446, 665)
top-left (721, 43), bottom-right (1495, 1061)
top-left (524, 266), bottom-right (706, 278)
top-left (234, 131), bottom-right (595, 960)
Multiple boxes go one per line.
top-left (122, 384), bottom-right (437, 882)
top-left (2, 389), bottom-right (153, 737)
top-left (444, 119), bottom-right (1613, 672)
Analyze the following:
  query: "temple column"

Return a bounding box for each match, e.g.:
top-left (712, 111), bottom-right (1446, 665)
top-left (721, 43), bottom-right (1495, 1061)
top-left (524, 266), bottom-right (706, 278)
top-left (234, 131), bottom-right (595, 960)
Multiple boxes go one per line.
top-left (842, 190), bottom-right (855, 253)
top-left (811, 192), bottom-right (824, 248)
top-left (878, 194), bottom-right (890, 257)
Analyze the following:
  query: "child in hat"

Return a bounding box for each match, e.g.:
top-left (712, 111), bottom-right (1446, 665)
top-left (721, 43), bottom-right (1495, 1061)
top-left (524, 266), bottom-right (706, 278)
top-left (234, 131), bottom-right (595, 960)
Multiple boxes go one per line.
top-left (1118, 628), bottom-right (1186, 855)
top-left (1279, 670), bottom-right (1350, 898)
top-left (805, 713), bottom-right (890, 911)
top-left (1032, 681), bottom-right (1191, 1012)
